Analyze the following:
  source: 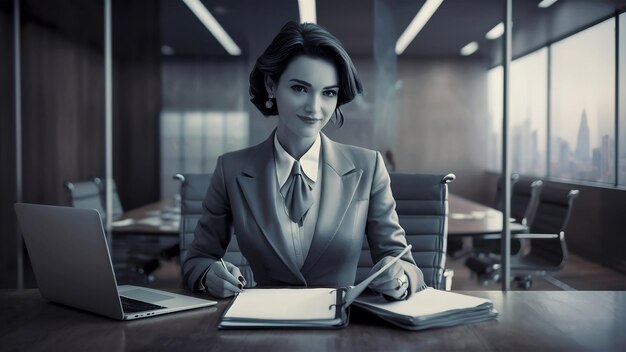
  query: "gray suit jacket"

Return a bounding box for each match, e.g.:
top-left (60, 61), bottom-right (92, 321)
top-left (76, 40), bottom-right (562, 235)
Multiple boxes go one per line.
top-left (183, 132), bottom-right (423, 292)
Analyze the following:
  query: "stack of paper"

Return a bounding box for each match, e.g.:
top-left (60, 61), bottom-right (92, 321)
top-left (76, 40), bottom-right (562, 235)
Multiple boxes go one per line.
top-left (353, 288), bottom-right (498, 330)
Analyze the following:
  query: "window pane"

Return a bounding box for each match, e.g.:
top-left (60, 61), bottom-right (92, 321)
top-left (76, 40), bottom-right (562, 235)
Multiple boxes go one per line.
top-left (487, 66), bottom-right (503, 172)
top-left (618, 13), bottom-right (626, 185)
top-left (511, 48), bottom-right (548, 176)
top-left (550, 18), bottom-right (616, 184)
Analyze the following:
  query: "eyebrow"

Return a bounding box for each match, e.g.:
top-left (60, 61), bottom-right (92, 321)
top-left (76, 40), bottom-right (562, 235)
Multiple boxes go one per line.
top-left (289, 79), bottom-right (339, 90)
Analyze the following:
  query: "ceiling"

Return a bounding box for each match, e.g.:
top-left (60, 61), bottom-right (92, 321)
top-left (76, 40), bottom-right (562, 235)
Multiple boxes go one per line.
top-left (161, 0), bottom-right (626, 61)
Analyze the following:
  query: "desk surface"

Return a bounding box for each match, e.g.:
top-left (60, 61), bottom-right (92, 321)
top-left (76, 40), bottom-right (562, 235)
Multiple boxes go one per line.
top-left (448, 194), bottom-right (527, 237)
top-left (1, 289), bottom-right (624, 351)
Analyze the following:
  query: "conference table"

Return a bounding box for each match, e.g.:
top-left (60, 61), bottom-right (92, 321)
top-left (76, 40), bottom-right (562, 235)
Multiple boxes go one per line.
top-left (111, 199), bottom-right (180, 235)
top-left (112, 194), bottom-right (523, 238)
top-left (448, 194), bottom-right (527, 237)
top-left (1, 289), bottom-right (624, 351)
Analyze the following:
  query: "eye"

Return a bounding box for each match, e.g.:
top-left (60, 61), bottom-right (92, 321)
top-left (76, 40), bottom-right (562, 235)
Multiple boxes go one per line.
top-left (291, 85), bottom-right (307, 93)
top-left (323, 90), bottom-right (338, 98)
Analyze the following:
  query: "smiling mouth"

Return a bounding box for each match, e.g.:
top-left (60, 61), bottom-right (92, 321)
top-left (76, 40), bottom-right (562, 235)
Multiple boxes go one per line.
top-left (298, 115), bottom-right (322, 124)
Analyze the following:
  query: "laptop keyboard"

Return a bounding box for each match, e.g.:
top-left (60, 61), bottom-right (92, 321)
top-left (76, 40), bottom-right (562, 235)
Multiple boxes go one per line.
top-left (120, 296), bottom-right (166, 313)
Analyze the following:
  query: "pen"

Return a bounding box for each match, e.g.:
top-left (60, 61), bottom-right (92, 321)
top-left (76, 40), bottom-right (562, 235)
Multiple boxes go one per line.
top-left (221, 258), bottom-right (246, 289)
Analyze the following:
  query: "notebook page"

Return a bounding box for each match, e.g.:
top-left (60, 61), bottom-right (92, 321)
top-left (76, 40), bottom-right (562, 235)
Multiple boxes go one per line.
top-left (356, 288), bottom-right (492, 317)
top-left (224, 288), bottom-right (338, 321)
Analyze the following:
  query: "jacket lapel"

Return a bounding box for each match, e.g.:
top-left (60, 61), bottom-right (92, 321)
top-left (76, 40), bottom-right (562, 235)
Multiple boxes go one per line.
top-left (236, 132), bottom-right (305, 282)
top-left (301, 133), bottom-right (362, 275)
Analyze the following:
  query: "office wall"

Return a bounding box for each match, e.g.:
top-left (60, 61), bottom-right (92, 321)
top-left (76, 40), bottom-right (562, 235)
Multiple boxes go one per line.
top-left (395, 58), bottom-right (490, 200)
top-left (0, 2), bottom-right (17, 288)
top-left (20, 2), bottom-right (105, 207)
top-left (0, 0), bottom-right (162, 288)
top-left (112, 0), bottom-right (161, 210)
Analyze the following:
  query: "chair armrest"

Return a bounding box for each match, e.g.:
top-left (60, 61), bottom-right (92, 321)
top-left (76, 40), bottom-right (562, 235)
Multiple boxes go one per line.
top-left (511, 233), bottom-right (559, 239)
top-left (479, 232), bottom-right (556, 240)
top-left (443, 269), bottom-right (454, 291)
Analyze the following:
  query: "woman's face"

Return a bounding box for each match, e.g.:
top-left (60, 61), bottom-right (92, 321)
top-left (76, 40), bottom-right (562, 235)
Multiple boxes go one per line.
top-left (270, 55), bottom-right (339, 141)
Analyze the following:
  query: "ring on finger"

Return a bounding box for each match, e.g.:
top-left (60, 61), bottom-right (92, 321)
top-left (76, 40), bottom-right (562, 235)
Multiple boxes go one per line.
top-left (395, 276), bottom-right (407, 290)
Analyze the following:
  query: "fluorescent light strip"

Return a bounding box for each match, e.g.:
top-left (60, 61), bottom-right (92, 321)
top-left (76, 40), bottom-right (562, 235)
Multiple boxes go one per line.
top-left (298, 0), bottom-right (317, 24)
top-left (460, 41), bottom-right (478, 56)
top-left (538, 0), bottom-right (558, 8)
top-left (182, 0), bottom-right (241, 56)
top-left (395, 0), bottom-right (444, 55)
top-left (485, 22), bottom-right (504, 40)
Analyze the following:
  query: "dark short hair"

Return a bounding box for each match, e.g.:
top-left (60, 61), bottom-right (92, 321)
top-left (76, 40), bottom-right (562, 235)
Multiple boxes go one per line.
top-left (249, 21), bottom-right (363, 126)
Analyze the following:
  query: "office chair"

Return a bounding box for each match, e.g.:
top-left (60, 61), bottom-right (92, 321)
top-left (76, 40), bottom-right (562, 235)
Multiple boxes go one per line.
top-left (493, 173), bottom-right (520, 211)
top-left (466, 186), bottom-right (579, 289)
top-left (472, 178), bottom-right (544, 258)
top-left (64, 178), bottom-right (158, 279)
top-left (356, 173), bottom-right (456, 290)
top-left (64, 180), bottom-right (106, 221)
top-left (174, 173), bottom-right (256, 287)
top-left (509, 187), bottom-right (579, 288)
top-left (93, 177), bottom-right (124, 221)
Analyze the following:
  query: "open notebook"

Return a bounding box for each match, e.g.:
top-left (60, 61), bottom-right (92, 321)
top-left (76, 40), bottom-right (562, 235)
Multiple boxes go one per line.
top-left (218, 245), bottom-right (412, 329)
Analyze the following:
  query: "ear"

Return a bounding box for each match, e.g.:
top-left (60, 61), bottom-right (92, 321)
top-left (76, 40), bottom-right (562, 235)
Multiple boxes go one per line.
top-left (264, 75), bottom-right (275, 96)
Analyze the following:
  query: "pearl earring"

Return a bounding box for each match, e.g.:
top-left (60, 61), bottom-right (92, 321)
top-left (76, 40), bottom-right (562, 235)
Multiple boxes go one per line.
top-left (265, 93), bottom-right (274, 109)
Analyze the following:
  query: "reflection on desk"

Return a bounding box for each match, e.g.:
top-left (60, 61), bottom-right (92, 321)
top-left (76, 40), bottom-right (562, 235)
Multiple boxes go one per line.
top-left (449, 194), bottom-right (527, 237)
top-left (112, 199), bottom-right (181, 234)
top-left (2, 289), bottom-right (624, 351)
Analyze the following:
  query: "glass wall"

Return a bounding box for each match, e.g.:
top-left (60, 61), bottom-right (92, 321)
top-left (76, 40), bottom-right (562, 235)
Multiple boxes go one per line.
top-left (487, 66), bottom-right (503, 172)
top-left (510, 48), bottom-right (548, 176)
top-left (550, 18), bottom-right (615, 184)
top-left (488, 16), bottom-right (622, 187)
top-left (617, 13), bottom-right (626, 186)
top-left (160, 110), bottom-right (248, 196)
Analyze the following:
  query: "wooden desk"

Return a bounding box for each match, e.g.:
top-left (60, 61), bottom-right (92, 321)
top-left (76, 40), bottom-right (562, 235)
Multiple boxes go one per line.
top-left (112, 199), bottom-right (180, 235)
top-left (1, 289), bottom-right (624, 351)
top-left (448, 194), bottom-right (527, 237)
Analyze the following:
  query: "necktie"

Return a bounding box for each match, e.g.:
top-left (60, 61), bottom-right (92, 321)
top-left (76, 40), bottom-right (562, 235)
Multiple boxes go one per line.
top-left (280, 161), bottom-right (313, 226)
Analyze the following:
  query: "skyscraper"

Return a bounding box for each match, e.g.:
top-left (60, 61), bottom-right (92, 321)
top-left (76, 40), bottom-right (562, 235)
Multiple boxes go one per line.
top-left (575, 109), bottom-right (590, 161)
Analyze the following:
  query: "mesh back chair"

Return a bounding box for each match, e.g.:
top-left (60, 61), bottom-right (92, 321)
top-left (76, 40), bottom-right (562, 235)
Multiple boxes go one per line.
top-left (355, 173), bottom-right (455, 290)
top-left (175, 173), bottom-right (255, 286)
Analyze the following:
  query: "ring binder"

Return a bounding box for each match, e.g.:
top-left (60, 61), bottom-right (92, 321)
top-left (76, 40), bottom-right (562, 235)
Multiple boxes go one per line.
top-left (218, 245), bottom-right (412, 329)
top-left (328, 287), bottom-right (348, 310)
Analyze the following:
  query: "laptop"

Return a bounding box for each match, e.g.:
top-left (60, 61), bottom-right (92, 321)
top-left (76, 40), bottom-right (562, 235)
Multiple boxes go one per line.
top-left (14, 203), bottom-right (217, 320)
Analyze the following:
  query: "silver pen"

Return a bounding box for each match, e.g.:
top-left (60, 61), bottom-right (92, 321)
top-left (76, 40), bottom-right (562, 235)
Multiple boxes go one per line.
top-left (220, 258), bottom-right (246, 290)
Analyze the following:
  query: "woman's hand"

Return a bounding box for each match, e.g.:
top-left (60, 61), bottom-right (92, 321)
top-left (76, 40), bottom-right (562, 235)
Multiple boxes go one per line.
top-left (204, 260), bottom-right (246, 298)
top-left (368, 256), bottom-right (409, 300)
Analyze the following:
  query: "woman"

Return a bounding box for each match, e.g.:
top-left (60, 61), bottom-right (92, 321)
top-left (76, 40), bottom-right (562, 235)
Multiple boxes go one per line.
top-left (183, 21), bottom-right (425, 299)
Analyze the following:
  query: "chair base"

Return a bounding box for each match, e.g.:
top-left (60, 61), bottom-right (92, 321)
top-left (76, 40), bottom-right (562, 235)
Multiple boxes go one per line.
top-left (514, 274), bottom-right (533, 289)
top-left (465, 254), bottom-right (537, 289)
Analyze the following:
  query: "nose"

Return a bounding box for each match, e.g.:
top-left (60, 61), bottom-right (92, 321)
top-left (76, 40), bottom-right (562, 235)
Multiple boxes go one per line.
top-left (304, 93), bottom-right (321, 115)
